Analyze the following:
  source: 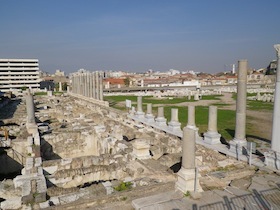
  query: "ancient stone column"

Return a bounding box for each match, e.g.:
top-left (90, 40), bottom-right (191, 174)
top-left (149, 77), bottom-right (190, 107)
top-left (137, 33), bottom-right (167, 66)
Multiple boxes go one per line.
top-left (168, 108), bottom-right (181, 132)
top-left (271, 44), bottom-right (280, 153)
top-left (135, 96), bottom-right (144, 118)
top-left (155, 106), bottom-right (167, 126)
top-left (187, 105), bottom-right (196, 129)
top-left (95, 71), bottom-right (100, 100)
top-left (204, 106), bottom-right (221, 144)
top-left (86, 73), bottom-right (90, 97)
top-left (99, 72), bottom-right (104, 101)
top-left (265, 44), bottom-right (280, 169)
top-left (92, 72), bottom-right (96, 99)
top-left (25, 89), bottom-right (38, 134)
top-left (230, 59), bottom-right (248, 153)
top-left (176, 127), bottom-right (203, 193)
top-left (187, 105), bottom-right (201, 141)
top-left (83, 74), bottom-right (87, 97)
top-left (79, 74), bottom-right (82, 95)
top-left (26, 89), bottom-right (35, 124)
top-left (59, 82), bottom-right (62, 92)
top-left (72, 75), bottom-right (75, 93)
top-left (194, 93), bottom-right (199, 101)
top-left (145, 103), bottom-right (154, 122)
top-left (89, 73), bottom-right (93, 98)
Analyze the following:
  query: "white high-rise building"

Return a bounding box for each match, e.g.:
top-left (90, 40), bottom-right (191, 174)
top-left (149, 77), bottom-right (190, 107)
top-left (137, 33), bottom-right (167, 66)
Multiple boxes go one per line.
top-left (0, 59), bottom-right (41, 92)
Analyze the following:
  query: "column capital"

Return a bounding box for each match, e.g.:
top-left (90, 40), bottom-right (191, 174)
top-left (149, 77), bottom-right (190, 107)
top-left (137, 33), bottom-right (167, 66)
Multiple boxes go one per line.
top-left (274, 44), bottom-right (280, 58)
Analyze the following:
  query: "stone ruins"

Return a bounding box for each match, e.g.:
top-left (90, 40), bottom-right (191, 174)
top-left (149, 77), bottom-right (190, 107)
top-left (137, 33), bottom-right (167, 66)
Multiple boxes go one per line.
top-left (1, 48), bottom-right (280, 209)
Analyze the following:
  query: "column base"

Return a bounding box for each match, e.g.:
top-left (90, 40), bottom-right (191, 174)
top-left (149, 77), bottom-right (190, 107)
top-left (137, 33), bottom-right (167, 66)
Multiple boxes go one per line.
top-left (175, 168), bottom-right (203, 193)
top-left (145, 114), bottom-right (155, 123)
top-left (155, 117), bottom-right (167, 126)
top-left (203, 131), bottom-right (221, 144)
top-left (264, 150), bottom-right (280, 170)
top-left (168, 121), bottom-right (182, 132)
top-left (132, 139), bottom-right (151, 160)
top-left (135, 111), bottom-right (145, 119)
top-left (229, 139), bottom-right (247, 155)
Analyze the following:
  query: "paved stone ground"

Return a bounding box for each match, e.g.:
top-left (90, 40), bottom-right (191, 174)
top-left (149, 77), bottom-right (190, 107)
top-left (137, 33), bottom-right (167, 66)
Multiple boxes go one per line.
top-left (132, 172), bottom-right (280, 210)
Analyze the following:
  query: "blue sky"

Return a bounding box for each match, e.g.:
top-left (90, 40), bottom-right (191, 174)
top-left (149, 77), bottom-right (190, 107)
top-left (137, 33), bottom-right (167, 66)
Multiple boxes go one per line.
top-left (0, 0), bottom-right (279, 74)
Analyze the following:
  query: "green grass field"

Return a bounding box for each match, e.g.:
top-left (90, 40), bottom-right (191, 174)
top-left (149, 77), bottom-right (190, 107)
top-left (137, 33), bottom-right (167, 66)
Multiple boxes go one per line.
top-left (104, 95), bottom-right (221, 105)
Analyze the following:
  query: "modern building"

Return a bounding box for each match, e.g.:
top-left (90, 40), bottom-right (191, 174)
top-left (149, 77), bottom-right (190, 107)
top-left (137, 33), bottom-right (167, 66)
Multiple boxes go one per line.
top-left (0, 59), bottom-right (41, 92)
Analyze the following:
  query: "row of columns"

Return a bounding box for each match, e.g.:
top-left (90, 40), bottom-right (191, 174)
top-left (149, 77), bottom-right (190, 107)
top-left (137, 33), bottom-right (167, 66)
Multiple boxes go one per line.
top-left (71, 71), bottom-right (104, 101)
top-left (132, 96), bottom-right (220, 144)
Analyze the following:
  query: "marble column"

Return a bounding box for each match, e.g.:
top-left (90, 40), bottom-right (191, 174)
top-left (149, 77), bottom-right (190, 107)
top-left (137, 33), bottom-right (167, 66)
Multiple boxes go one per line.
top-left (176, 127), bottom-right (203, 193)
top-left (145, 103), bottom-right (154, 122)
top-left (265, 44), bottom-right (280, 169)
top-left (25, 89), bottom-right (37, 134)
top-left (59, 82), bottom-right (62, 92)
top-left (92, 72), bottom-right (96, 99)
top-left (155, 106), bottom-right (167, 126)
top-left (89, 73), bottom-right (93, 98)
top-left (168, 108), bottom-right (182, 132)
top-left (95, 71), bottom-right (100, 100)
top-left (194, 93), bottom-right (199, 101)
top-left (186, 105), bottom-right (196, 129)
top-left (83, 74), bottom-right (87, 97)
top-left (230, 59), bottom-right (248, 154)
top-left (26, 89), bottom-right (35, 124)
top-left (204, 106), bottom-right (221, 144)
top-left (135, 96), bottom-right (144, 118)
top-left (99, 72), bottom-right (104, 101)
top-left (72, 75), bottom-right (76, 93)
top-left (87, 73), bottom-right (91, 97)
top-left (187, 105), bottom-right (201, 141)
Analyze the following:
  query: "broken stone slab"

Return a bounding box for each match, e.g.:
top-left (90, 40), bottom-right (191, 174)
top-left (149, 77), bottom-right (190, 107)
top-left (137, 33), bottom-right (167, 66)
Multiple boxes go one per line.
top-left (132, 191), bottom-right (181, 210)
top-left (217, 159), bottom-right (238, 168)
top-left (230, 178), bottom-right (251, 190)
top-left (0, 197), bottom-right (22, 210)
top-left (150, 145), bottom-right (164, 160)
top-left (102, 181), bottom-right (114, 195)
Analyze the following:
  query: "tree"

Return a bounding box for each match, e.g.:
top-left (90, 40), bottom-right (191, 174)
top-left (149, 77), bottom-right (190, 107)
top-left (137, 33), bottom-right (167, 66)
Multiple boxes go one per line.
top-left (124, 77), bottom-right (130, 87)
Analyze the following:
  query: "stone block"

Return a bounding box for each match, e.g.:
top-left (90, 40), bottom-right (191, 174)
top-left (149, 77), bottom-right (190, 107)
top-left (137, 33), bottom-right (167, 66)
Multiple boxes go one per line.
top-left (27, 136), bottom-right (33, 146)
top-left (132, 139), bottom-right (151, 160)
top-left (168, 121), bottom-right (182, 132)
top-left (175, 168), bottom-right (203, 193)
top-left (203, 131), bottom-right (221, 144)
top-left (150, 145), bottom-right (164, 160)
top-left (264, 150), bottom-right (280, 170)
top-left (1, 197), bottom-right (22, 209)
top-left (39, 200), bottom-right (50, 209)
top-left (43, 165), bottom-right (58, 174)
top-left (35, 157), bottom-right (42, 167)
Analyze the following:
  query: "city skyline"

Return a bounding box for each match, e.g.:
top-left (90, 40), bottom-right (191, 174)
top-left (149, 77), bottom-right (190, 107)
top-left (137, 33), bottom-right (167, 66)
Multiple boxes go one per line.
top-left (0, 0), bottom-right (279, 74)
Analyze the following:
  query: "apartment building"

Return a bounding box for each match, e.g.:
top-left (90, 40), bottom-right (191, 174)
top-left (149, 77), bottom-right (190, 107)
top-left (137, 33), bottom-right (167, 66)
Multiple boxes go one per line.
top-left (0, 59), bottom-right (41, 92)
